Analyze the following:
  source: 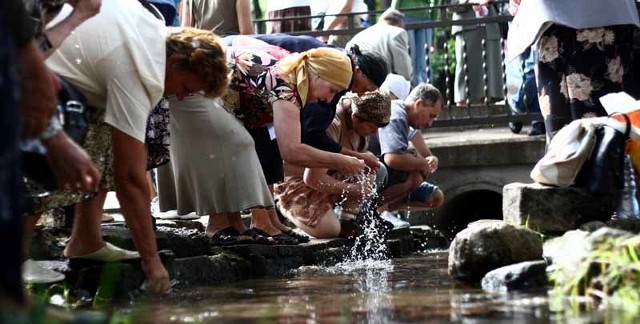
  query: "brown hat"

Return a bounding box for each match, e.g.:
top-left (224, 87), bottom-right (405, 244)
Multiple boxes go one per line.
top-left (350, 90), bottom-right (392, 126)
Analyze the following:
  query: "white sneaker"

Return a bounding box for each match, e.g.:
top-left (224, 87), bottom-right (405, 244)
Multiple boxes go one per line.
top-left (154, 210), bottom-right (199, 220)
top-left (22, 259), bottom-right (65, 284)
top-left (380, 211), bottom-right (410, 229)
top-left (150, 196), bottom-right (160, 215)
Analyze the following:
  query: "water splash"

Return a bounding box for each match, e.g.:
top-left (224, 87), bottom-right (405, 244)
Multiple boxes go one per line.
top-left (334, 168), bottom-right (392, 263)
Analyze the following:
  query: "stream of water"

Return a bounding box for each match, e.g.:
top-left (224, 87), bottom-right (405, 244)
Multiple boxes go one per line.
top-left (104, 250), bottom-right (626, 323)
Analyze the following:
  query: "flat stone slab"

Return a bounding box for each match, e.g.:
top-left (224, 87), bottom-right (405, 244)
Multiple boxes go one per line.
top-left (503, 182), bottom-right (615, 233)
top-left (30, 222), bottom-right (450, 298)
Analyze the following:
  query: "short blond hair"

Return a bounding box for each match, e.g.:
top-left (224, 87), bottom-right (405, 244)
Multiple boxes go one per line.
top-left (166, 27), bottom-right (229, 98)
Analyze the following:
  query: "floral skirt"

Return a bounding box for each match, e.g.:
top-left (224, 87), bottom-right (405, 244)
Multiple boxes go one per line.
top-left (274, 175), bottom-right (361, 227)
top-left (535, 24), bottom-right (635, 141)
top-left (25, 111), bottom-right (114, 215)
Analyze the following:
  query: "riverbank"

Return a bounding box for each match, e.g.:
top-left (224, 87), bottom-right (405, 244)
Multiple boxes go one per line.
top-left (29, 215), bottom-right (449, 301)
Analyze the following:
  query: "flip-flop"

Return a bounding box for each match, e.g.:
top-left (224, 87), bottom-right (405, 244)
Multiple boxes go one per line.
top-left (211, 227), bottom-right (255, 246)
top-left (283, 229), bottom-right (310, 243)
top-left (241, 228), bottom-right (276, 245)
top-left (250, 227), bottom-right (299, 245)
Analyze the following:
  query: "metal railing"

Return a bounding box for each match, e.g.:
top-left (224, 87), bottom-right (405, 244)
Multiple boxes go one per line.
top-left (253, 2), bottom-right (542, 128)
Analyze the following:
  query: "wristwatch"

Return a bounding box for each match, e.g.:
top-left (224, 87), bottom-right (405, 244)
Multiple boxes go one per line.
top-left (40, 115), bottom-right (63, 140)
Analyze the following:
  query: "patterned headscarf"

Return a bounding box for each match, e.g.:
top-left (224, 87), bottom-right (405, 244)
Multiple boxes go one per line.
top-left (350, 90), bottom-right (391, 126)
top-left (279, 47), bottom-right (352, 105)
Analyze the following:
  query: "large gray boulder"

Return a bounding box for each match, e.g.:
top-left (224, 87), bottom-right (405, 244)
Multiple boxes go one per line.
top-left (503, 182), bottom-right (614, 233)
top-left (448, 220), bottom-right (543, 282)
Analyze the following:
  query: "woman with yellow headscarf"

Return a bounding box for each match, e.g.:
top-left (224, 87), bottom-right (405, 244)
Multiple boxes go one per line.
top-left (159, 36), bottom-right (366, 246)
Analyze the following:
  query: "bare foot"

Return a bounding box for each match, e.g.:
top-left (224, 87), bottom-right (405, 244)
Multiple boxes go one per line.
top-left (251, 223), bottom-right (281, 236)
top-left (252, 210), bottom-right (282, 236)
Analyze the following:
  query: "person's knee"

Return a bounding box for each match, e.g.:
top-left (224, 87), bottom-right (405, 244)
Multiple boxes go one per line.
top-left (408, 172), bottom-right (424, 190)
top-left (311, 215), bottom-right (341, 239)
top-left (428, 189), bottom-right (444, 208)
top-left (305, 221), bottom-right (340, 238)
top-left (375, 162), bottom-right (388, 189)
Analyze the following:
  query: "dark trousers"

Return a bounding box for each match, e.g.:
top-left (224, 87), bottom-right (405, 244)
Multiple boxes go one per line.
top-left (0, 14), bottom-right (25, 305)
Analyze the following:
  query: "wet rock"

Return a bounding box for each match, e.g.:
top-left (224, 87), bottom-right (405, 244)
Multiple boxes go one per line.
top-left (309, 247), bottom-right (351, 266)
top-left (155, 219), bottom-right (205, 232)
top-left (410, 225), bottom-right (449, 250)
top-left (448, 220), bottom-right (543, 282)
top-left (30, 227), bottom-right (69, 260)
top-left (276, 244), bottom-right (307, 257)
top-left (64, 250), bottom-right (174, 299)
top-left (388, 227), bottom-right (411, 239)
top-left (578, 221), bottom-right (607, 232)
top-left (158, 227), bottom-right (211, 258)
top-left (503, 182), bottom-right (614, 233)
top-left (387, 236), bottom-right (414, 258)
top-left (587, 227), bottom-right (635, 247)
top-left (262, 256), bottom-right (305, 276)
top-left (544, 228), bottom-right (635, 285)
top-left (102, 223), bottom-right (182, 253)
top-left (545, 227), bottom-right (639, 296)
top-left (28, 216), bottom-right (433, 298)
top-left (174, 253), bottom-right (253, 285)
top-left (543, 230), bottom-right (590, 265)
top-left (606, 218), bottom-right (640, 234)
top-left (481, 260), bottom-right (549, 292)
top-left (101, 225), bottom-right (137, 250)
top-left (217, 243), bottom-right (280, 258)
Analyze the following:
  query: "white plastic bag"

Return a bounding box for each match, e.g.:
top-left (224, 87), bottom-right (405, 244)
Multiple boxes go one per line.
top-left (530, 119), bottom-right (598, 186)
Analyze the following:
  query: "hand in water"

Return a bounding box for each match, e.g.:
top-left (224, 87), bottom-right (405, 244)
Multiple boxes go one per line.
top-left (141, 257), bottom-right (171, 295)
top-left (340, 156), bottom-right (366, 176)
top-left (359, 151), bottom-right (380, 172)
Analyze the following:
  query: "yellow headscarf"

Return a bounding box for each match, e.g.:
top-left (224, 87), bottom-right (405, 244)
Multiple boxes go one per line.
top-left (278, 47), bottom-right (353, 106)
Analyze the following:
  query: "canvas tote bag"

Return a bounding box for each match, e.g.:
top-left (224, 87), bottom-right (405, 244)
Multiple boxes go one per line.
top-left (530, 119), bottom-right (598, 186)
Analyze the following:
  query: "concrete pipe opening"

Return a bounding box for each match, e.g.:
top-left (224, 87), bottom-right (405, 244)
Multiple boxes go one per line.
top-left (432, 189), bottom-right (503, 239)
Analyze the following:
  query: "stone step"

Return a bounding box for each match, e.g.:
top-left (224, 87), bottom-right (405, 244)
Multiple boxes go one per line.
top-left (502, 182), bottom-right (615, 234)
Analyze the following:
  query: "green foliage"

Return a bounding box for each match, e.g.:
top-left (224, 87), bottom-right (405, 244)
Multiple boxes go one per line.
top-left (548, 235), bottom-right (640, 316)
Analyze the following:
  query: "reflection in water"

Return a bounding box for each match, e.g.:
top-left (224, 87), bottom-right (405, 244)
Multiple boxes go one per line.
top-left (105, 244), bottom-right (639, 323)
top-left (112, 252), bottom-right (587, 323)
top-left (358, 266), bottom-right (391, 323)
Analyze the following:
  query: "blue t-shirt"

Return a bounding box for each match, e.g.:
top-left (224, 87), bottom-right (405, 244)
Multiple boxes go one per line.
top-left (378, 100), bottom-right (411, 156)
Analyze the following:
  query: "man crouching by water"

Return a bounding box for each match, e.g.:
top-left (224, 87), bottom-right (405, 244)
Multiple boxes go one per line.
top-left (376, 83), bottom-right (445, 215)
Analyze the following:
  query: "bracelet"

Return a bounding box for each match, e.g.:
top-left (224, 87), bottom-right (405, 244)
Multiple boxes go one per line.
top-left (40, 115), bottom-right (63, 140)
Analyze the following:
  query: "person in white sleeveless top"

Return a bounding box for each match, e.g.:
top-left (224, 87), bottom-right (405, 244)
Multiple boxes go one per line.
top-left (43, 0), bottom-right (230, 294)
top-left (322, 0), bottom-right (369, 47)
